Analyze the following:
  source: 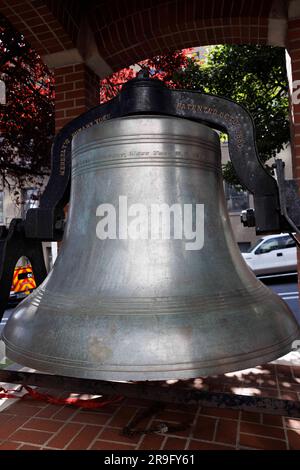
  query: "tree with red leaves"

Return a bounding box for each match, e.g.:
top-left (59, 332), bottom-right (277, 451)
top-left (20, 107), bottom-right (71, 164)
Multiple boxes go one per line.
top-left (0, 12), bottom-right (190, 198)
top-left (100, 49), bottom-right (191, 103)
top-left (0, 14), bottom-right (54, 198)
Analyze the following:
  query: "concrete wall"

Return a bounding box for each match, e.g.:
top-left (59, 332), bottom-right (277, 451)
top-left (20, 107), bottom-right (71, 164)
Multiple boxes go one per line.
top-left (0, 180), bottom-right (53, 271)
top-left (1, 187), bottom-right (21, 226)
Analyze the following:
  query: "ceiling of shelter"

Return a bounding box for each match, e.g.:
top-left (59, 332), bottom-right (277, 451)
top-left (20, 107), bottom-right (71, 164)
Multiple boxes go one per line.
top-left (0, 0), bottom-right (288, 75)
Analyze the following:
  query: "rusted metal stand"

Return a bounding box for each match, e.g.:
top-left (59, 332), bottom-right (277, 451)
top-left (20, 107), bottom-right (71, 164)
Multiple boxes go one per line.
top-left (0, 369), bottom-right (299, 418)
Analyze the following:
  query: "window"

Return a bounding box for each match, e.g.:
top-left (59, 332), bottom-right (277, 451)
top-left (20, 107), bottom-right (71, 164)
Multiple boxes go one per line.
top-left (247, 238), bottom-right (263, 253)
top-left (0, 191), bottom-right (3, 224)
top-left (225, 183), bottom-right (249, 213)
top-left (238, 242), bottom-right (251, 252)
top-left (285, 237), bottom-right (296, 248)
top-left (255, 236), bottom-right (295, 254)
top-left (21, 188), bottom-right (39, 218)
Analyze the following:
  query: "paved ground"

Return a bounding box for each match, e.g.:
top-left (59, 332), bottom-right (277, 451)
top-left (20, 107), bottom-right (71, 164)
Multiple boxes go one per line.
top-left (0, 363), bottom-right (300, 450)
top-left (0, 309), bottom-right (11, 334)
top-left (262, 274), bottom-right (300, 323)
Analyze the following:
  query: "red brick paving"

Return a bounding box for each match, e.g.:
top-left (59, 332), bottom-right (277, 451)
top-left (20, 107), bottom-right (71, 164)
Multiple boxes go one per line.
top-left (90, 441), bottom-right (135, 450)
top-left (193, 416), bottom-right (217, 441)
top-left (138, 434), bottom-right (165, 450)
top-left (285, 417), bottom-right (300, 429)
top-left (201, 406), bottom-right (239, 420)
top-left (66, 425), bottom-right (102, 450)
top-left (215, 419), bottom-right (238, 445)
top-left (23, 417), bottom-right (64, 433)
top-left (71, 410), bottom-right (110, 425)
top-left (261, 414), bottom-right (283, 427)
top-left (35, 404), bottom-right (63, 419)
top-left (239, 422), bottom-right (285, 439)
top-left (0, 363), bottom-right (299, 450)
top-left (239, 433), bottom-right (287, 450)
top-left (287, 429), bottom-right (300, 450)
top-left (163, 437), bottom-right (187, 450)
top-left (0, 440), bottom-right (22, 450)
top-left (50, 406), bottom-right (77, 421)
top-left (46, 422), bottom-right (82, 449)
top-left (99, 426), bottom-right (141, 445)
top-left (241, 411), bottom-right (261, 423)
top-left (18, 444), bottom-right (41, 450)
top-left (188, 440), bottom-right (234, 450)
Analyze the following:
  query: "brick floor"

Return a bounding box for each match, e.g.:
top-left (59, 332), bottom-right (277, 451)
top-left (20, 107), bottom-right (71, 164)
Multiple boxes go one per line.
top-left (0, 363), bottom-right (299, 450)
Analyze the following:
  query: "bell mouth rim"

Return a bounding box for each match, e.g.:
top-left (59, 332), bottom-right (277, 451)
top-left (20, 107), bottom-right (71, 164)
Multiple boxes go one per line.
top-left (3, 327), bottom-right (299, 382)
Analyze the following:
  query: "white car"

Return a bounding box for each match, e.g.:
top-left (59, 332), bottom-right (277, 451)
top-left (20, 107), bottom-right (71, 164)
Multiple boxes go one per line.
top-left (242, 233), bottom-right (297, 276)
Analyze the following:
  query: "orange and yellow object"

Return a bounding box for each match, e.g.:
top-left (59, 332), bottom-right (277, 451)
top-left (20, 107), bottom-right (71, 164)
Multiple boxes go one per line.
top-left (10, 265), bottom-right (36, 300)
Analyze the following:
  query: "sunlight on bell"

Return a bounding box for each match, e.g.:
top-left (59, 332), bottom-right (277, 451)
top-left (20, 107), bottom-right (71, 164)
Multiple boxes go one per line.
top-left (2, 115), bottom-right (299, 381)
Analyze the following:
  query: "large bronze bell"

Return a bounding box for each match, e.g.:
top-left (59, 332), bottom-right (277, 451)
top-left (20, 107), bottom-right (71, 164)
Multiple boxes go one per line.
top-left (2, 115), bottom-right (299, 380)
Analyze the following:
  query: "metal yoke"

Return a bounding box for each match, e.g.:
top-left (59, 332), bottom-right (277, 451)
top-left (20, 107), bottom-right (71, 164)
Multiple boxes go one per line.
top-left (0, 74), bottom-right (299, 320)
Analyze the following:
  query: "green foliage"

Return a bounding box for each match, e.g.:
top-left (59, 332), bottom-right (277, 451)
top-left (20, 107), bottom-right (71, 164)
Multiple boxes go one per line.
top-left (174, 45), bottom-right (290, 186)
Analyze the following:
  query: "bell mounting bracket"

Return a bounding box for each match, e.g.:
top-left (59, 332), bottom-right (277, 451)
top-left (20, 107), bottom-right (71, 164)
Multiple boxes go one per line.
top-left (1, 74), bottom-right (300, 319)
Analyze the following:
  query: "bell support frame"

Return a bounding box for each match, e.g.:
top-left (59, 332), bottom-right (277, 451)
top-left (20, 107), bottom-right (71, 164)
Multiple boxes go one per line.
top-left (0, 369), bottom-right (299, 418)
